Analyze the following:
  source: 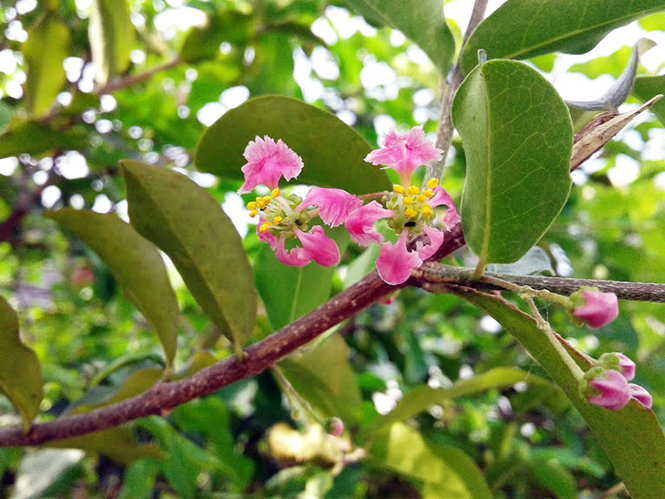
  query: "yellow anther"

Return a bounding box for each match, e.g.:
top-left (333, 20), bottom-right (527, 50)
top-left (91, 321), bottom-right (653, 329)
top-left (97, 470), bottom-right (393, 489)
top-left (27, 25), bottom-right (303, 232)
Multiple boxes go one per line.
top-left (273, 216), bottom-right (283, 225)
top-left (403, 197), bottom-right (414, 206)
top-left (407, 186), bottom-right (420, 196)
top-left (421, 205), bottom-right (433, 217)
top-left (427, 178), bottom-right (439, 189)
top-left (249, 210), bottom-right (258, 218)
top-left (405, 208), bottom-right (417, 219)
top-left (259, 221), bottom-right (273, 233)
top-left (393, 185), bottom-right (405, 195)
top-left (423, 190), bottom-right (434, 199)
top-left (271, 188), bottom-right (281, 198)
top-left (416, 195), bottom-right (427, 204)
top-left (263, 196), bottom-right (273, 203)
top-left (247, 201), bottom-right (257, 210)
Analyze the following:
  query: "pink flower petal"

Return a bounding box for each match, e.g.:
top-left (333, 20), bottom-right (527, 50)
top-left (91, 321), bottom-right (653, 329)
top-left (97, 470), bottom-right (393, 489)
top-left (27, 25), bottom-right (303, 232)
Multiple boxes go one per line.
top-left (275, 236), bottom-right (311, 267)
top-left (257, 218), bottom-right (278, 250)
top-left (238, 136), bottom-right (304, 194)
top-left (616, 353), bottom-right (636, 381)
top-left (429, 186), bottom-right (460, 227)
top-left (628, 383), bottom-right (653, 409)
top-left (345, 201), bottom-right (394, 247)
top-left (415, 225), bottom-right (444, 261)
top-left (587, 370), bottom-right (631, 411)
top-left (299, 187), bottom-right (362, 227)
top-left (295, 226), bottom-right (340, 267)
top-left (365, 126), bottom-right (442, 184)
top-left (376, 231), bottom-right (422, 285)
top-left (573, 290), bottom-right (619, 329)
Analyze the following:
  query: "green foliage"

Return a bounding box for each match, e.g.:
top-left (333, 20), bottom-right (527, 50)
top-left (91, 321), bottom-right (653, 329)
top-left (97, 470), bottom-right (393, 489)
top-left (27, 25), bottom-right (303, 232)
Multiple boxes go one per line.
top-left (88, 0), bottom-right (134, 86)
top-left (452, 59), bottom-right (572, 267)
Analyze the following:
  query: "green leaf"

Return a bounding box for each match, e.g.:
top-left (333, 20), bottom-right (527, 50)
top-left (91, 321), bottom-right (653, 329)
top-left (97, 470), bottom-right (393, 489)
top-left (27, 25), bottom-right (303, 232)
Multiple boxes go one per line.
top-left (486, 247), bottom-right (555, 276)
top-left (460, 0), bottom-right (665, 75)
top-left (634, 75), bottom-right (665, 126)
top-left (255, 225), bottom-right (349, 331)
top-left (0, 121), bottom-right (88, 159)
top-left (89, 0), bottom-right (134, 86)
top-left (458, 289), bottom-right (665, 499)
top-left (0, 296), bottom-right (43, 431)
top-left (46, 210), bottom-right (179, 366)
top-left (23, 13), bottom-right (70, 117)
top-left (364, 367), bottom-right (546, 440)
top-left (121, 161), bottom-right (257, 355)
top-left (180, 11), bottom-right (256, 63)
top-left (452, 59), bottom-right (572, 267)
top-left (118, 459), bottom-right (160, 499)
top-left (194, 96), bottom-right (391, 195)
top-left (370, 423), bottom-right (492, 499)
top-left (278, 334), bottom-right (363, 423)
top-left (343, 0), bottom-right (455, 76)
top-left (528, 457), bottom-right (577, 499)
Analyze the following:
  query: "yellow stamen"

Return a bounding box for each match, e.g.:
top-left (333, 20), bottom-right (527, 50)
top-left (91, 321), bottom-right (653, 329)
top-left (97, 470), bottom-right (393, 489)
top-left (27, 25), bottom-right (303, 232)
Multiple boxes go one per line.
top-left (405, 208), bottom-right (417, 218)
top-left (407, 186), bottom-right (420, 196)
top-left (271, 188), bottom-right (281, 198)
top-left (416, 195), bottom-right (427, 204)
top-left (259, 221), bottom-right (272, 233)
top-left (393, 185), bottom-right (405, 195)
top-left (423, 190), bottom-right (434, 199)
top-left (403, 197), bottom-right (414, 206)
top-left (273, 216), bottom-right (283, 225)
top-left (421, 205), bottom-right (433, 217)
top-left (249, 210), bottom-right (258, 218)
top-left (263, 196), bottom-right (272, 203)
top-left (247, 201), bottom-right (257, 210)
top-left (427, 178), bottom-right (439, 189)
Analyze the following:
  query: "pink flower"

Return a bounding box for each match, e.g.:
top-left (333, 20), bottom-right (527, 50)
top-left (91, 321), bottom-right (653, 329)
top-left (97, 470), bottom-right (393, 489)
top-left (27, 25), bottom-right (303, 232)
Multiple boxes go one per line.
top-left (346, 201), bottom-right (395, 246)
top-left (365, 126), bottom-right (443, 185)
top-left (274, 226), bottom-right (340, 267)
top-left (376, 231), bottom-right (423, 285)
top-left (628, 383), bottom-right (653, 409)
top-left (586, 369), bottom-right (631, 411)
top-left (239, 136), bottom-right (304, 194)
top-left (430, 187), bottom-right (460, 227)
top-left (298, 187), bottom-right (362, 228)
top-left (599, 352), bottom-right (636, 381)
top-left (327, 417), bottom-right (344, 436)
top-left (573, 290), bottom-right (619, 329)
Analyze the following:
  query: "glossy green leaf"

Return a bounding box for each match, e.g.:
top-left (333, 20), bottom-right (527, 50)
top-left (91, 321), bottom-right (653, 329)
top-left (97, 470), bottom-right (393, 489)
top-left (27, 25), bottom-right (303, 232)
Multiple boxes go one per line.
top-left (195, 96), bottom-right (391, 195)
top-left (370, 423), bottom-right (492, 499)
top-left (634, 75), bottom-right (665, 126)
top-left (255, 226), bottom-right (349, 331)
top-left (0, 121), bottom-right (88, 159)
top-left (365, 367), bottom-right (546, 440)
top-left (89, 0), bottom-right (134, 86)
top-left (461, 0), bottom-right (665, 75)
top-left (343, 0), bottom-right (455, 75)
top-left (452, 59), bottom-right (572, 267)
top-left (0, 296), bottom-right (43, 431)
top-left (121, 161), bottom-right (257, 355)
top-left (279, 334), bottom-right (363, 423)
top-left (180, 11), bottom-right (256, 63)
top-left (46, 210), bottom-right (179, 366)
top-left (23, 13), bottom-right (70, 117)
top-left (459, 288), bottom-right (665, 498)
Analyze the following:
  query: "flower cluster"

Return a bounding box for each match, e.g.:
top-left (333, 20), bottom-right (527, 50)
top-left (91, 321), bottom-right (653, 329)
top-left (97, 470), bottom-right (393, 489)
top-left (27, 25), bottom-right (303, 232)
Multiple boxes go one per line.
top-left (238, 127), bottom-right (459, 284)
top-left (582, 352), bottom-right (652, 411)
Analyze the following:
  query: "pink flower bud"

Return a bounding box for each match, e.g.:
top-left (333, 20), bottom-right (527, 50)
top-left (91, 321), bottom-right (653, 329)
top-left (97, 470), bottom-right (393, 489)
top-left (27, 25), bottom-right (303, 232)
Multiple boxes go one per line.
top-left (598, 352), bottom-right (636, 381)
top-left (586, 369), bottom-right (631, 411)
top-left (628, 383), bottom-right (653, 409)
top-left (327, 417), bottom-right (344, 436)
top-left (572, 290), bottom-right (619, 329)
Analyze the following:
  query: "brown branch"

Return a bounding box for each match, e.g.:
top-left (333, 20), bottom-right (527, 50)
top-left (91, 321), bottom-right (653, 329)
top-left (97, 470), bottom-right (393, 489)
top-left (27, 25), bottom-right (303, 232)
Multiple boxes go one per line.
top-left (95, 58), bottom-right (181, 95)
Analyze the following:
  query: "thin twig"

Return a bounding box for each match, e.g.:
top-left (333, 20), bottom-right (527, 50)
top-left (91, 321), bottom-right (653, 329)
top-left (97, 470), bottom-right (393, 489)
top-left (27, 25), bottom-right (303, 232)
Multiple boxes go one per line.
top-left (95, 59), bottom-right (181, 95)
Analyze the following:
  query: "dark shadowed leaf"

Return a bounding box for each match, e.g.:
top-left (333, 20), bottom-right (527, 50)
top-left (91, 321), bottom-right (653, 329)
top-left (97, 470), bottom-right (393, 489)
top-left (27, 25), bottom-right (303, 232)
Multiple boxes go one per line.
top-left (452, 59), bottom-right (572, 268)
top-left (195, 96), bottom-right (391, 195)
top-left (121, 161), bottom-right (257, 355)
top-left (46, 210), bottom-right (179, 366)
top-left (458, 288), bottom-right (665, 499)
top-left (0, 296), bottom-right (43, 430)
top-left (0, 121), bottom-right (87, 159)
top-left (343, 0), bottom-right (455, 76)
top-left (279, 334), bottom-right (363, 423)
top-left (370, 423), bottom-right (492, 499)
top-left (88, 0), bottom-right (134, 86)
top-left (23, 13), bottom-right (70, 117)
top-left (461, 0), bottom-right (665, 75)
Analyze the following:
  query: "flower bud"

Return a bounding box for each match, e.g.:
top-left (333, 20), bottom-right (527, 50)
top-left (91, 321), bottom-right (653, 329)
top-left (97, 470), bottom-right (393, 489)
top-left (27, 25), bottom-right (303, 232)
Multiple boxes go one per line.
top-left (572, 289), bottom-right (619, 329)
top-left (598, 352), bottom-right (636, 381)
top-left (327, 417), bottom-right (344, 436)
top-left (628, 383), bottom-right (653, 409)
top-left (583, 369), bottom-right (631, 411)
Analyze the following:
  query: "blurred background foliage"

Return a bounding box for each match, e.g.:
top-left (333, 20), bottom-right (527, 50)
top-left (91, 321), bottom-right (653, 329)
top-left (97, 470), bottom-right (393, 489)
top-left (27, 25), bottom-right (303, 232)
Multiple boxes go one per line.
top-left (0, 0), bottom-right (665, 497)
